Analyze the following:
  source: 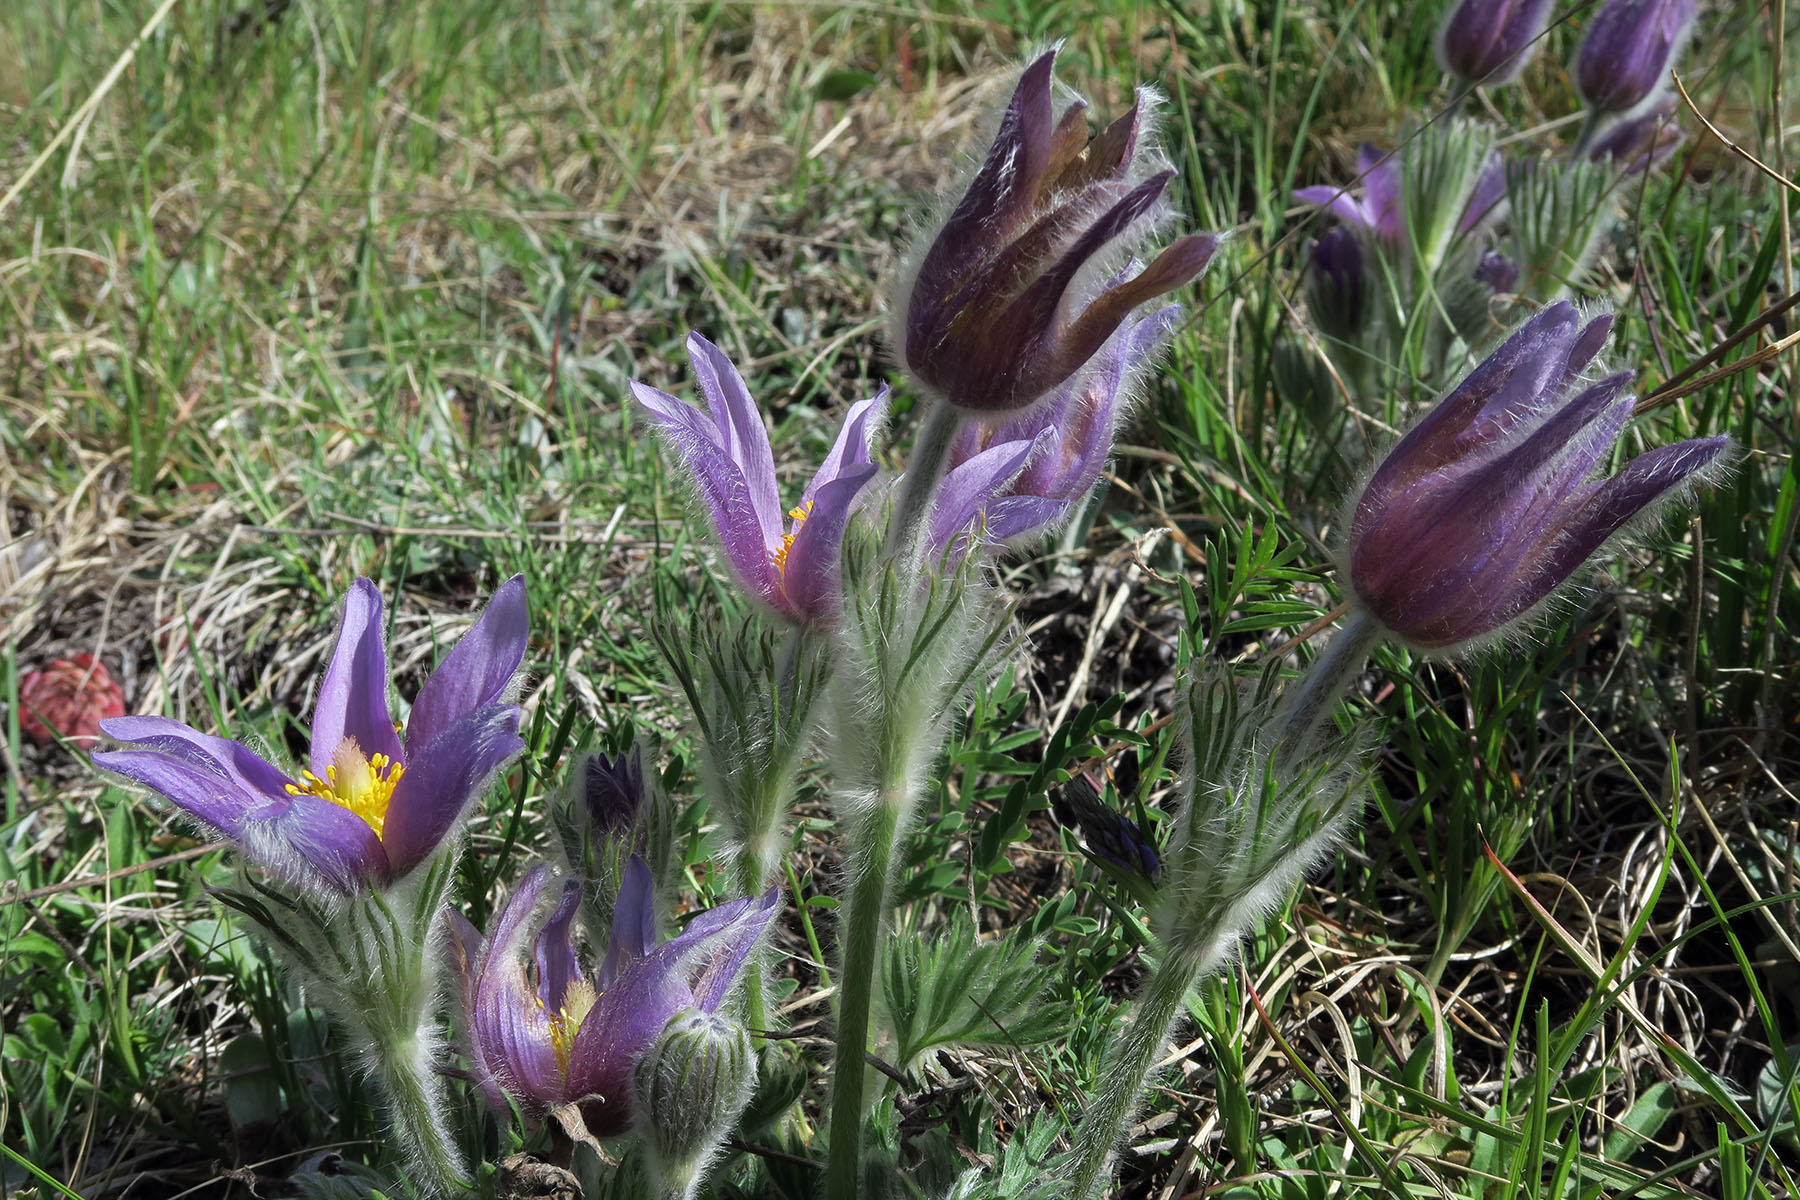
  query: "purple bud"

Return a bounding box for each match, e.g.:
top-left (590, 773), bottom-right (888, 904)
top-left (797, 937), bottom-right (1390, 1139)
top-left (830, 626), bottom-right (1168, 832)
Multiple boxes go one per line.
top-left (1473, 250), bottom-right (1519, 295)
top-left (1345, 302), bottom-right (1731, 650)
top-left (1306, 228), bottom-right (1369, 342)
top-left (580, 747), bottom-right (646, 840)
top-left (895, 48), bottom-right (1219, 413)
top-left (1575, 0), bottom-right (1698, 115)
top-left (1435, 0), bottom-right (1553, 86)
top-left (1587, 96), bottom-right (1686, 172)
top-left (1053, 774), bottom-right (1161, 882)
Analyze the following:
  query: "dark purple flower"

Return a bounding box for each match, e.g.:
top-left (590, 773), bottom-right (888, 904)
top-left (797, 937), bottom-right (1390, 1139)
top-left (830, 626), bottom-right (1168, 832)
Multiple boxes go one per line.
top-left (1345, 302), bottom-right (1730, 649)
top-left (580, 747), bottom-right (646, 841)
top-left (453, 861), bottom-right (778, 1135)
top-left (1576, 0), bottom-right (1698, 115)
top-left (896, 47), bottom-right (1219, 413)
top-left (632, 334), bottom-right (886, 628)
top-left (1053, 774), bottom-right (1160, 882)
top-left (931, 304), bottom-right (1178, 548)
top-left (1307, 228), bottom-right (1369, 342)
top-left (1587, 96), bottom-right (1686, 172)
top-left (1435, 0), bottom-right (1553, 86)
top-left (94, 578), bottom-right (529, 895)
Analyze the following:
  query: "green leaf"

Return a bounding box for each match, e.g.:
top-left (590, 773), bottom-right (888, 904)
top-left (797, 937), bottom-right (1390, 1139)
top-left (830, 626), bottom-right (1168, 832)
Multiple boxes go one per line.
top-left (814, 69), bottom-right (877, 101)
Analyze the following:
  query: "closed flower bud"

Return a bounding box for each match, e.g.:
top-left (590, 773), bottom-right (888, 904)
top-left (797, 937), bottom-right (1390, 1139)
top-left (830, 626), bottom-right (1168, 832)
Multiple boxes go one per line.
top-left (1575, 0), bottom-right (1698, 115)
top-left (1306, 227), bottom-right (1369, 343)
top-left (894, 47), bottom-right (1219, 414)
top-left (1435, 0), bottom-right (1553, 87)
top-left (1473, 249), bottom-right (1519, 295)
top-left (1587, 96), bottom-right (1686, 172)
top-left (634, 1010), bottom-right (758, 1196)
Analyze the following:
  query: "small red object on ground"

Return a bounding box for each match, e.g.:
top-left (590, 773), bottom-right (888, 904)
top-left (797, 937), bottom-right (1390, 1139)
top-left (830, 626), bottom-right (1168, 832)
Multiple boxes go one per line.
top-left (18, 654), bottom-right (126, 748)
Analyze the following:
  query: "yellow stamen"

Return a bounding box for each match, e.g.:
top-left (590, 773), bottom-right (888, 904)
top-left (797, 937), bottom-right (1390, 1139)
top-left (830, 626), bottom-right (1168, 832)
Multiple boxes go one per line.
top-left (283, 738), bottom-right (404, 839)
top-left (539, 979), bottom-right (599, 1079)
top-left (771, 499), bottom-right (815, 575)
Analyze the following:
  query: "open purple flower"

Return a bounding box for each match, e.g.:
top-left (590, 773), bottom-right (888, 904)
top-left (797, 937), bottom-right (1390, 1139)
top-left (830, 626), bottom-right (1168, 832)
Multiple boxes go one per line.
top-left (1435, 0), bottom-right (1553, 87)
top-left (895, 47), bottom-right (1218, 414)
top-left (1294, 144), bottom-right (1503, 247)
top-left (1576, 0), bottom-right (1698, 115)
top-left (931, 304), bottom-right (1178, 548)
top-left (452, 861), bottom-right (778, 1135)
top-left (94, 578), bottom-right (529, 895)
top-left (1345, 302), bottom-right (1730, 650)
top-left (632, 334), bottom-right (886, 628)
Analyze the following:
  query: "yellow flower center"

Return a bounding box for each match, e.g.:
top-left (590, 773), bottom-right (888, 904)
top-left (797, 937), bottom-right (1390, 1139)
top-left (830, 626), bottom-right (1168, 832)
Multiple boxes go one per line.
top-left (284, 738), bottom-right (405, 839)
top-left (540, 978), bottom-right (599, 1080)
top-left (771, 500), bottom-right (814, 575)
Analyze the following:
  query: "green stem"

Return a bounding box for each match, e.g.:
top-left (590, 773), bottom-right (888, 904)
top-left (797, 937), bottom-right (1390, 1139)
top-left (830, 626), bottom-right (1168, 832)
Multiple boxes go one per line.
top-left (1066, 953), bottom-right (1205, 1200)
top-left (730, 834), bottom-right (784, 1036)
top-left (887, 401), bottom-right (960, 554)
top-left (372, 1030), bottom-right (469, 1197)
top-left (1569, 108), bottom-right (1606, 162)
top-left (824, 796), bottom-right (903, 1198)
top-left (1268, 611), bottom-right (1380, 753)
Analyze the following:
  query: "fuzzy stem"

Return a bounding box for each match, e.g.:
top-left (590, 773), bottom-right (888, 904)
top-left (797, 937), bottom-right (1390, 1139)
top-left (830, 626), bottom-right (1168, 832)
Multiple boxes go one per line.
top-left (1569, 108), bottom-right (1606, 162)
top-left (730, 832), bottom-right (784, 1036)
top-left (1268, 611), bottom-right (1379, 753)
top-left (1066, 952), bottom-right (1205, 1200)
top-left (371, 1030), bottom-right (469, 1197)
top-left (824, 793), bottom-right (904, 1198)
top-left (887, 401), bottom-right (960, 555)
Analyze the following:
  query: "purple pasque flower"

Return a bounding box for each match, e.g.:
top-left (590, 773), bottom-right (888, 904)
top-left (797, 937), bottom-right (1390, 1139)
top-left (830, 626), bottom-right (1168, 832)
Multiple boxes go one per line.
top-left (1307, 228), bottom-right (1370, 342)
top-left (579, 747), bottom-right (646, 841)
top-left (1435, 0), bottom-right (1553, 87)
top-left (452, 860), bottom-right (778, 1136)
top-left (94, 579), bottom-right (528, 895)
top-left (896, 47), bottom-right (1219, 414)
top-left (1473, 249), bottom-right (1520, 295)
top-left (1345, 302), bottom-right (1730, 650)
top-left (632, 334), bottom-right (886, 628)
top-left (1294, 144), bottom-right (1504, 246)
top-left (1576, 0), bottom-right (1698, 115)
top-left (930, 304), bottom-right (1178, 549)
top-left (1588, 96), bottom-right (1686, 172)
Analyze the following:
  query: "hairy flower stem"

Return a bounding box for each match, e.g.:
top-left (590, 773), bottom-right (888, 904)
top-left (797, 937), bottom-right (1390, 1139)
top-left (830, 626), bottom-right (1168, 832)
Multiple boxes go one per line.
top-left (371, 1029), bottom-right (469, 1196)
top-left (1570, 108), bottom-right (1605, 162)
top-left (825, 790), bottom-right (905, 1198)
top-left (1267, 613), bottom-right (1378, 754)
top-left (1067, 950), bottom-right (1204, 1200)
top-left (887, 402), bottom-right (961, 553)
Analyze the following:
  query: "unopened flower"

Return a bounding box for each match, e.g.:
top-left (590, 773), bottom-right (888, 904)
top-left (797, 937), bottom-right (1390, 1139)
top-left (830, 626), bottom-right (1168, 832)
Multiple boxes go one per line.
top-left (94, 578), bottom-right (528, 894)
top-left (21, 654), bottom-right (124, 747)
top-left (1345, 302), bottom-right (1730, 650)
top-left (1306, 228), bottom-right (1370, 343)
top-left (932, 303), bottom-right (1178, 547)
top-left (1575, 0), bottom-right (1698, 115)
top-left (453, 861), bottom-right (778, 1135)
top-left (634, 1009), bottom-right (758, 1195)
top-left (1474, 249), bottom-right (1520, 294)
top-left (633, 334), bottom-right (885, 628)
top-left (895, 47), bottom-right (1218, 414)
top-left (1052, 773), bottom-right (1161, 883)
top-left (1435, 0), bottom-right (1553, 87)
top-left (578, 747), bottom-right (646, 841)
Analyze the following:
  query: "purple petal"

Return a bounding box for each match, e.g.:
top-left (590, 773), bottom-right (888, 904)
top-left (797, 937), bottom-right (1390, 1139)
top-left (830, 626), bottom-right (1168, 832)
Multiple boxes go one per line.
top-left (777, 462), bottom-right (878, 625)
top-left (470, 866), bottom-right (564, 1109)
top-left (633, 379), bottom-right (783, 604)
top-left (236, 792), bottom-right (393, 894)
top-left (929, 435), bottom-right (1043, 548)
top-left (535, 878), bottom-right (584, 1014)
top-left (685, 333), bottom-right (784, 552)
top-left (799, 389), bottom-right (888, 508)
top-left (600, 856), bottom-right (658, 989)
top-left (982, 495), bottom-right (1075, 542)
top-left (1458, 154), bottom-right (1507, 234)
top-left (406, 576), bottom-right (529, 755)
top-left (1357, 145), bottom-right (1403, 242)
top-left (683, 885), bottom-right (782, 1011)
top-left (380, 703), bottom-right (524, 879)
top-left (446, 908), bottom-right (485, 992)
top-left (1293, 185), bottom-right (1375, 231)
top-left (90, 746), bottom-right (265, 840)
top-left (97, 715), bottom-right (292, 808)
top-left (310, 579), bottom-right (403, 778)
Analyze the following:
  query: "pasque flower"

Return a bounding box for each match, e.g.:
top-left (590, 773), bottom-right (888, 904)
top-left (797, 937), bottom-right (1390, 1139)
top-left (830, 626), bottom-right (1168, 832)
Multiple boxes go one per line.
top-left (1306, 228), bottom-right (1369, 343)
top-left (1345, 302), bottom-right (1730, 650)
top-left (1576, 0), bottom-right (1698, 115)
top-left (1294, 143), bottom-right (1504, 247)
top-left (894, 47), bottom-right (1218, 414)
top-left (931, 303), bottom-right (1178, 547)
top-left (633, 333), bottom-right (886, 627)
top-left (452, 860), bottom-right (778, 1135)
top-left (94, 577), bottom-right (528, 895)
top-left (1588, 96), bottom-right (1686, 172)
top-left (1435, 0), bottom-right (1553, 87)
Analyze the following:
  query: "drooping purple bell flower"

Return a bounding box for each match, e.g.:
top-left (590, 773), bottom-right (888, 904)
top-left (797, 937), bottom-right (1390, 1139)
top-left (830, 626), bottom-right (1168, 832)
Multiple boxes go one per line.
top-left (1306, 228), bottom-right (1370, 342)
top-left (895, 47), bottom-right (1219, 414)
top-left (632, 333), bottom-right (887, 628)
top-left (1575, 0), bottom-right (1698, 115)
top-left (94, 578), bottom-right (529, 896)
top-left (1345, 302), bottom-right (1730, 650)
top-left (930, 304), bottom-right (1179, 549)
top-left (451, 861), bottom-right (778, 1136)
top-left (1435, 0), bottom-right (1553, 87)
